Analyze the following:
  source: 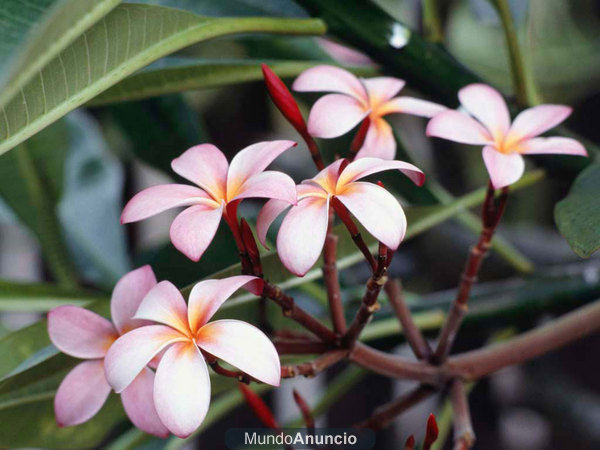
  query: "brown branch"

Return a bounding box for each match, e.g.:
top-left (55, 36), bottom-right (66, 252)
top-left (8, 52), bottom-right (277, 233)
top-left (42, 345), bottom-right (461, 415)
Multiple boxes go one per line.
top-left (432, 183), bottom-right (509, 363)
top-left (445, 299), bottom-right (600, 380)
top-left (385, 279), bottom-right (432, 360)
top-left (274, 338), bottom-right (332, 355)
top-left (262, 281), bottom-right (338, 344)
top-left (323, 209), bottom-right (346, 334)
top-left (202, 351), bottom-right (257, 384)
top-left (281, 349), bottom-right (349, 378)
top-left (450, 380), bottom-right (475, 449)
top-left (355, 385), bottom-right (436, 430)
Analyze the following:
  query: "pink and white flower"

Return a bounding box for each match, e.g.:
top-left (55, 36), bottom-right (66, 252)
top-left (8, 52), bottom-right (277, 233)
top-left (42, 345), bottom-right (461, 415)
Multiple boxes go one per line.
top-left (121, 141), bottom-right (297, 261)
top-left (426, 83), bottom-right (588, 188)
top-left (47, 266), bottom-right (168, 437)
top-left (257, 158), bottom-right (425, 276)
top-left (293, 65), bottom-right (446, 160)
top-left (104, 275), bottom-right (280, 438)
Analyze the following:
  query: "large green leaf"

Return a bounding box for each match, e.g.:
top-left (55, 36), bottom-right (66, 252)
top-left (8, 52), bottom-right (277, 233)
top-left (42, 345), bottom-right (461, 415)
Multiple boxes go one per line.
top-left (0, 0), bottom-right (120, 108)
top-left (0, 3), bottom-right (326, 155)
top-left (90, 59), bottom-right (375, 105)
top-left (555, 163), bottom-right (600, 258)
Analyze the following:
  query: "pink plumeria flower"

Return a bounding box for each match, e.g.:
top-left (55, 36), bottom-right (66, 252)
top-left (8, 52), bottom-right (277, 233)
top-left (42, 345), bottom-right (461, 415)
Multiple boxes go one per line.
top-left (121, 141), bottom-right (297, 261)
top-left (293, 65), bottom-right (446, 160)
top-left (426, 84), bottom-right (588, 189)
top-left (104, 275), bottom-right (280, 438)
top-left (47, 266), bottom-right (168, 437)
top-left (257, 158), bottom-right (425, 276)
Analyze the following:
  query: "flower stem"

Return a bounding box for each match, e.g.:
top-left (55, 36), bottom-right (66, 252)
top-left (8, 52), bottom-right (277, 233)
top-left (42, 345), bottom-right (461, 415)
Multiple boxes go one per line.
top-left (323, 209), bottom-right (346, 334)
top-left (449, 380), bottom-right (475, 449)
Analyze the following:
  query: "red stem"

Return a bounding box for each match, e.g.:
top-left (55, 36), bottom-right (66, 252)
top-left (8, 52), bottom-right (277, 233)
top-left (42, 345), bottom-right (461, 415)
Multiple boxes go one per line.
top-left (323, 208), bottom-right (346, 334)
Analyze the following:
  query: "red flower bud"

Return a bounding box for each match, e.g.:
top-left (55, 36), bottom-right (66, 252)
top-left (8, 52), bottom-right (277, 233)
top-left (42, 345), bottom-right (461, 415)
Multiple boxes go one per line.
top-left (262, 64), bottom-right (307, 134)
top-left (239, 383), bottom-right (279, 429)
top-left (404, 435), bottom-right (415, 450)
top-left (423, 413), bottom-right (439, 450)
top-left (240, 218), bottom-right (262, 275)
top-left (292, 389), bottom-right (315, 431)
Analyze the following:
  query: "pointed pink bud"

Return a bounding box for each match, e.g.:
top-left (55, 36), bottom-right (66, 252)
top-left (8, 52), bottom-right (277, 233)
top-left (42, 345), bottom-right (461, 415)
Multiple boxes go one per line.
top-left (262, 64), bottom-right (307, 135)
top-left (239, 383), bottom-right (279, 429)
top-left (423, 413), bottom-right (439, 450)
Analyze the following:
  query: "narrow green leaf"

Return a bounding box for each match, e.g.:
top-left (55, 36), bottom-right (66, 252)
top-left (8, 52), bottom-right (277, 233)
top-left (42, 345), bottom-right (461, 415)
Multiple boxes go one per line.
top-left (555, 163), bottom-right (600, 258)
top-left (0, 0), bottom-right (121, 108)
top-left (0, 4), bottom-right (326, 155)
top-left (90, 59), bottom-right (376, 106)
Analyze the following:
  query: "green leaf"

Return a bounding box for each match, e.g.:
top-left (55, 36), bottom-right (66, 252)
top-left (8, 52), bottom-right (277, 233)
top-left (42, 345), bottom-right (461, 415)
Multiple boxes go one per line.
top-left (555, 163), bottom-right (600, 258)
top-left (90, 59), bottom-right (375, 106)
top-left (0, 0), bottom-right (120, 108)
top-left (0, 3), bottom-right (326, 155)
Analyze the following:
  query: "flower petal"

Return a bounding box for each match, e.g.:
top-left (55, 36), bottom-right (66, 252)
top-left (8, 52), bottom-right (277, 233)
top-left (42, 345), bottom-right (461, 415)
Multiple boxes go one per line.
top-left (507, 105), bottom-right (572, 142)
top-left (292, 64), bottom-right (368, 101)
top-left (426, 110), bottom-right (493, 145)
top-left (519, 137), bottom-right (588, 156)
top-left (120, 184), bottom-right (211, 224)
top-left (134, 281), bottom-right (190, 335)
top-left (355, 119), bottom-right (396, 160)
top-left (154, 342), bottom-right (211, 438)
top-left (54, 360), bottom-right (111, 427)
top-left (105, 325), bottom-right (188, 393)
top-left (482, 146), bottom-right (525, 189)
top-left (458, 84), bottom-right (510, 140)
top-left (338, 157), bottom-right (425, 188)
top-left (363, 77), bottom-right (405, 106)
top-left (307, 94), bottom-right (369, 138)
top-left (171, 144), bottom-right (228, 200)
top-left (256, 199), bottom-right (291, 249)
top-left (232, 170), bottom-right (297, 204)
top-left (170, 203), bottom-right (223, 262)
top-left (197, 319), bottom-right (280, 386)
top-left (48, 305), bottom-right (117, 359)
top-left (310, 159), bottom-right (345, 192)
top-left (188, 276), bottom-right (264, 333)
top-left (226, 140), bottom-right (296, 201)
top-left (111, 265), bottom-right (157, 334)
top-left (337, 182), bottom-right (406, 250)
top-left (121, 367), bottom-right (169, 437)
top-left (378, 96), bottom-right (447, 118)
top-left (276, 196), bottom-right (329, 276)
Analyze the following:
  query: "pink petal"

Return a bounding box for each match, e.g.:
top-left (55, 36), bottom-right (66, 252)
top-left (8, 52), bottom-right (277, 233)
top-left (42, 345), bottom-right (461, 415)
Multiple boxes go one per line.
top-left (188, 275), bottom-right (264, 333)
top-left (232, 170), bottom-right (297, 204)
top-left (317, 39), bottom-right (374, 66)
top-left (277, 196), bottom-right (329, 276)
top-left (363, 77), bottom-right (405, 106)
top-left (338, 157), bottom-right (425, 188)
top-left (256, 199), bottom-right (291, 249)
top-left (482, 146), bottom-right (525, 189)
top-left (170, 203), bottom-right (223, 262)
top-left (426, 110), bottom-right (493, 145)
top-left (507, 105), bottom-right (572, 142)
top-left (310, 159), bottom-right (345, 192)
top-left (292, 64), bottom-right (368, 101)
top-left (134, 281), bottom-right (190, 335)
top-left (120, 184), bottom-right (211, 224)
top-left (378, 96), bottom-right (447, 118)
top-left (226, 140), bottom-right (296, 200)
top-left (197, 319), bottom-right (280, 386)
top-left (458, 84), bottom-right (510, 140)
top-left (171, 144), bottom-right (229, 200)
top-left (154, 342), bottom-right (211, 438)
top-left (48, 306), bottom-right (118, 359)
top-left (307, 94), bottom-right (369, 138)
top-left (54, 360), bottom-right (111, 427)
top-left (519, 137), bottom-right (588, 156)
top-left (355, 119), bottom-right (396, 160)
top-left (121, 367), bottom-right (169, 437)
top-left (111, 265), bottom-right (157, 334)
top-left (104, 325), bottom-right (188, 393)
top-left (336, 182), bottom-right (406, 250)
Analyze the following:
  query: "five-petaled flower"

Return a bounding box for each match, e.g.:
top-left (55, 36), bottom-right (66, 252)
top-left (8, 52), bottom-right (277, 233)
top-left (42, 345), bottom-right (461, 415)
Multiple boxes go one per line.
top-left (426, 83), bottom-right (588, 188)
top-left (104, 275), bottom-right (280, 438)
top-left (121, 141), bottom-right (297, 261)
top-left (257, 158), bottom-right (425, 276)
top-left (47, 266), bottom-right (168, 437)
top-left (293, 65), bottom-right (446, 160)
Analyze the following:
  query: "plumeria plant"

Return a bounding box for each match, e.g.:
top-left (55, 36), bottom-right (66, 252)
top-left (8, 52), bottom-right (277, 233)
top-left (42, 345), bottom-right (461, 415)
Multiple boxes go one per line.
top-left (1, 1), bottom-right (599, 448)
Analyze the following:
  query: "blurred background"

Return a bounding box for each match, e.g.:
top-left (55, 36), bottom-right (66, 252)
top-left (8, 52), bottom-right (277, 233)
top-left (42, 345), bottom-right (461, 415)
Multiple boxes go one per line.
top-left (1, 0), bottom-right (599, 448)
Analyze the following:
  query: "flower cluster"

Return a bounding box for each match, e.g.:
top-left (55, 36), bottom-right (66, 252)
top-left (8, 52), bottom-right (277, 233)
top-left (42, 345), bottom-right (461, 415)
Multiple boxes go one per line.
top-left (47, 64), bottom-right (586, 439)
